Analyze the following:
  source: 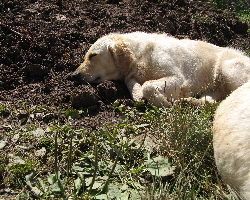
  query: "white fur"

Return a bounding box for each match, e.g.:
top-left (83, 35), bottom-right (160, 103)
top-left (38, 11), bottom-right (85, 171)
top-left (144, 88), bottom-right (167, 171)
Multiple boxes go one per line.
top-left (213, 81), bottom-right (250, 199)
top-left (75, 32), bottom-right (250, 106)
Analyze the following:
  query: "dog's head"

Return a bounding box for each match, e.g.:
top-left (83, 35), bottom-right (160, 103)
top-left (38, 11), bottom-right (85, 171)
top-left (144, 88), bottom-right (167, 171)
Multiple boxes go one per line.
top-left (74, 34), bottom-right (133, 84)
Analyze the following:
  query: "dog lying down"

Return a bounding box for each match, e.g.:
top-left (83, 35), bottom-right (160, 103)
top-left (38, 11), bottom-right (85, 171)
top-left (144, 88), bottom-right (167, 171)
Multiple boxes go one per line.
top-left (213, 80), bottom-right (250, 199)
top-left (74, 32), bottom-right (250, 107)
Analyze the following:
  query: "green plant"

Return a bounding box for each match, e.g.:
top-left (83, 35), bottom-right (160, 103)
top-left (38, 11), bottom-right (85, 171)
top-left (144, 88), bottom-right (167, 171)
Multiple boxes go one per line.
top-left (0, 100), bottom-right (241, 199)
top-left (205, 0), bottom-right (250, 25)
top-left (8, 161), bottom-right (34, 188)
top-left (206, 0), bottom-right (249, 11)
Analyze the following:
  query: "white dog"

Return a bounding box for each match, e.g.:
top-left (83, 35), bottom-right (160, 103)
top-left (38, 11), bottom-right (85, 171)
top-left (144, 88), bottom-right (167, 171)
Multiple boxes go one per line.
top-left (74, 32), bottom-right (250, 107)
top-left (213, 81), bottom-right (250, 199)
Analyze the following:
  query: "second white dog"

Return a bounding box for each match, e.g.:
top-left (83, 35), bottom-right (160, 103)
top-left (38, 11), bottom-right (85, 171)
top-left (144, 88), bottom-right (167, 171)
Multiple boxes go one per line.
top-left (213, 80), bottom-right (250, 199)
top-left (74, 32), bottom-right (250, 106)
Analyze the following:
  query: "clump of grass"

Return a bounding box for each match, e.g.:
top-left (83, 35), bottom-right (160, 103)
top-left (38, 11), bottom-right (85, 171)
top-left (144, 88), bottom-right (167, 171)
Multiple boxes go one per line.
top-left (0, 100), bottom-right (240, 199)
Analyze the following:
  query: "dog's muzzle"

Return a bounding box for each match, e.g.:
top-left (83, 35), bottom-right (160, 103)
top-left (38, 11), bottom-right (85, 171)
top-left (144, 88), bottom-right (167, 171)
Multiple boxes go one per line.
top-left (69, 71), bottom-right (83, 83)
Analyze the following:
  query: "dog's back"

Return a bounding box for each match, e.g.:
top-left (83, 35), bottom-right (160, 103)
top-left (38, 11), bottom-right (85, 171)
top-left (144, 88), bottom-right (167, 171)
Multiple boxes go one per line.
top-left (120, 32), bottom-right (220, 88)
top-left (213, 81), bottom-right (250, 199)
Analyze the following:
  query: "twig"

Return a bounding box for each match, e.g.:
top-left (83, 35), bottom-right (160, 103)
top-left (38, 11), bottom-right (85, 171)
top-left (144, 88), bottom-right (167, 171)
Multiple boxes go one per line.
top-left (101, 144), bottom-right (123, 193)
top-left (89, 142), bottom-right (99, 191)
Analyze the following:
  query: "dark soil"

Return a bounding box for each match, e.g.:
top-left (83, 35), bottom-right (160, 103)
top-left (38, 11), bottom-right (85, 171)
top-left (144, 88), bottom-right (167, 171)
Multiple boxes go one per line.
top-left (1, 0), bottom-right (250, 129)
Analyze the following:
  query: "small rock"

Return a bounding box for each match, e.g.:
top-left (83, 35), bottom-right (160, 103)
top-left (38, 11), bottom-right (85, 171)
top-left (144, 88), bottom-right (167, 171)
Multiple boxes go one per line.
top-left (55, 14), bottom-right (67, 20)
top-left (18, 110), bottom-right (29, 120)
top-left (12, 134), bottom-right (20, 143)
top-left (35, 147), bottom-right (46, 157)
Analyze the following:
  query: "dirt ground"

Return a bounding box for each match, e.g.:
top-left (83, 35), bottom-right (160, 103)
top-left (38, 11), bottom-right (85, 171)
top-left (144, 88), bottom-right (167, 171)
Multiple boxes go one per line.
top-left (1, 0), bottom-right (250, 198)
top-left (1, 0), bottom-right (250, 132)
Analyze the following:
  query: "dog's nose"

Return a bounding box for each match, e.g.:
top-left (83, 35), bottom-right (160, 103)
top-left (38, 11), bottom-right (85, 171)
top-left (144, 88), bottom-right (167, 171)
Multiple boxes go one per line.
top-left (69, 71), bottom-right (83, 83)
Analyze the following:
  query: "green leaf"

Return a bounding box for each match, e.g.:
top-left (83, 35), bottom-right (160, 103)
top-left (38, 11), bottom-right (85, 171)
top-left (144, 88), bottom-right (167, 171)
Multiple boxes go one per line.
top-left (47, 172), bottom-right (61, 184)
top-left (25, 172), bottom-right (44, 196)
top-left (0, 140), bottom-right (7, 149)
top-left (65, 109), bottom-right (81, 119)
top-left (50, 179), bottom-right (64, 193)
top-left (106, 184), bottom-right (123, 199)
top-left (117, 106), bottom-right (123, 112)
top-left (37, 178), bottom-right (47, 192)
top-left (74, 174), bottom-right (85, 195)
top-left (101, 129), bottom-right (114, 143)
top-left (85, 177), bottom-right (103, 189)
top-left (145, 156), bottom-right (175, 177)
top-left (95, 193), bottom-right (108, 200)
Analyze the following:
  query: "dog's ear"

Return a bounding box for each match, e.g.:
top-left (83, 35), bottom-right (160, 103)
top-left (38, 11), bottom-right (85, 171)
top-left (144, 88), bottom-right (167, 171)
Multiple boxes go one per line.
top-left (108, 38), bottom-right (134, 75)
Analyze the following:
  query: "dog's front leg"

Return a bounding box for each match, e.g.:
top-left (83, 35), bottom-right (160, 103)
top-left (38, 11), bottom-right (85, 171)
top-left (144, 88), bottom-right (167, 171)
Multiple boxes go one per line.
top-left (142, 77), bottom-right (185, 107)
top-left (125, 77), bottom-right (143, 102)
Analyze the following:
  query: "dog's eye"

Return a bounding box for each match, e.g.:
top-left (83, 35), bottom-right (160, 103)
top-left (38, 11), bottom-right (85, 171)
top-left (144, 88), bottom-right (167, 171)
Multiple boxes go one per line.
top-left (89, 53), bottom-right (97, 59)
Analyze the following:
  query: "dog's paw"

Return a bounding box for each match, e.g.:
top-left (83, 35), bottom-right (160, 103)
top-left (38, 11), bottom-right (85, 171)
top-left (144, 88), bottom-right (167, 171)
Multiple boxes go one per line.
top-left (174, 97), bottom-right (215, 107)
top-left (132, 92), bottom-right (144, 102)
